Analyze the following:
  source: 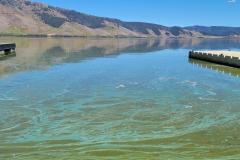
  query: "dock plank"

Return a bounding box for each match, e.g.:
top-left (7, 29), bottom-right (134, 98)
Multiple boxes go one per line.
top-left (196, 50), bottom-right (240, 58)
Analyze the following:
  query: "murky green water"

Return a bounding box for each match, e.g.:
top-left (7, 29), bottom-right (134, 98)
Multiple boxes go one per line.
top-left (0, 37), bottom-right (240, 159)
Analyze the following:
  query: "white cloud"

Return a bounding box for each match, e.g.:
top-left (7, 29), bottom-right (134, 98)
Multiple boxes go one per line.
top-left (228, 0), bottom-right (236, 3)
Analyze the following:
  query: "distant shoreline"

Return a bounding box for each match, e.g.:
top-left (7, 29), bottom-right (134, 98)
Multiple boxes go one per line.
top-left (1, 34), bottom-right (239, 39)
top-left (0, 34), bottom-right (145, 39)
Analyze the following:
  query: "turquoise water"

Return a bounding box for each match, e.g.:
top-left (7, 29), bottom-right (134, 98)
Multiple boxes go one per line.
top-left (0, 38), bottom-right (240, 159)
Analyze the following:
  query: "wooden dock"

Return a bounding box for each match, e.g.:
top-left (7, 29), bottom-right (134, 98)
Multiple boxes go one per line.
top-left (0, 43), bottom-right (16, 60)
top-left (189, 50), bottom-right (240, 68)
top-left (0, 43), bottom-right (16, 54)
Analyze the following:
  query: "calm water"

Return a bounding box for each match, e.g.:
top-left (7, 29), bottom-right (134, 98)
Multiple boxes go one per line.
top-left (0, 37), bottom-right (240, 159)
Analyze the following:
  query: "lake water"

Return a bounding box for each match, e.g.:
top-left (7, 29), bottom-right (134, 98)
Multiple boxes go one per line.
top-left (0, 37), bottom-right (240, 159)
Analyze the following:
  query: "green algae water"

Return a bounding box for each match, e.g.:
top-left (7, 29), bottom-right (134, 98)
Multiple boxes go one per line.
top-left (0, 37), bottom-right (240, 159)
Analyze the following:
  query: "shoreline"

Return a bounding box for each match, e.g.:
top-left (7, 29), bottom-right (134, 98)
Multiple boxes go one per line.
top-left (0, 34), bottom-right (239, 39)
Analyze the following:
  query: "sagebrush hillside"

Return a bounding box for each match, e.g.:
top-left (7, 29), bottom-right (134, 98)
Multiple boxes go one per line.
top-left (0, 0), bottom-right (240, 37)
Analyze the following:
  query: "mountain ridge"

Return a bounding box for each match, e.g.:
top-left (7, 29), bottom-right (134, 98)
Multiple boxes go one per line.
top-left (0, 0), bottom-right (240, 38)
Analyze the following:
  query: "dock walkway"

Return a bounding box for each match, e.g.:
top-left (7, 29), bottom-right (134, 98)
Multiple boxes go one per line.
top-left (189, 50), bottom-right (240, 68)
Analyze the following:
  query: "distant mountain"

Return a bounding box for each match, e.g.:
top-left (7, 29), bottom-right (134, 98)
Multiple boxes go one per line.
top-left (0, 0), bottom-right (240, 37)
top-left (185, 26), bottom-right (240, 36)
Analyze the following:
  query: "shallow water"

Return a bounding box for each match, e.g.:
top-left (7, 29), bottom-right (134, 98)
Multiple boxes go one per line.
top-left (0, 37), bottom-right (240, 159)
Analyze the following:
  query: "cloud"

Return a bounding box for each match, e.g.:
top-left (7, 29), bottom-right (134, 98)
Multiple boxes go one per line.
top-left (228, 0), bottom-right (236, 3)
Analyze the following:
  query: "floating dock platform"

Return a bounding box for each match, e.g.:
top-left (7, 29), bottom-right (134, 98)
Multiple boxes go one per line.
top-left (189, 50), bottom-right (240, 68)
top-left (0, 43), bottom-right (16, 53)
top-left (0, 43), bottom-right (16, 59)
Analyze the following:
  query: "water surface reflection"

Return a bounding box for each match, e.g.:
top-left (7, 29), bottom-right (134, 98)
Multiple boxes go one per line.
top-left (1, 37), bottom-right (240, 78)
top-left (0, 37), bottom-right (240, 159)
top-left (189, 59), bottom-right (240, 77)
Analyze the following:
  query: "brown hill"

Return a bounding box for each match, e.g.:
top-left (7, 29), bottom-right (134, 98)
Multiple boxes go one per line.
top-left (1, 0), bottom-right (237, 38)
top-left (0, 0), bottom-right (204, 37)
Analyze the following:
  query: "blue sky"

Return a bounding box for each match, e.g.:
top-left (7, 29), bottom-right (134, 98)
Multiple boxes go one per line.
top-left (32, 0), bottom-right (240, 27)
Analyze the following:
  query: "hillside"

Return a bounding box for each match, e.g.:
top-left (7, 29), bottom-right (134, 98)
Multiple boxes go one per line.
top-left (185, 26), bottom-right (240, 37)
top-left (0, 0), bottom-right (240, 38)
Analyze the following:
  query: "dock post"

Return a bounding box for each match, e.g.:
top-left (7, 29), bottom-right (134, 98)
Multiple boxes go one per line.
top-left (4, 49), bottom-right (12, 55)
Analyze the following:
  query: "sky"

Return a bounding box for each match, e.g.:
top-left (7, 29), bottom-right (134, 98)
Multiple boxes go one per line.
top-left (32, 0), bottom-right (240, 27)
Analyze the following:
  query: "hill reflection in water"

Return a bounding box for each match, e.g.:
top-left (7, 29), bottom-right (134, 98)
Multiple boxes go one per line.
top-left (1, 37), bottom-right (240, 78)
